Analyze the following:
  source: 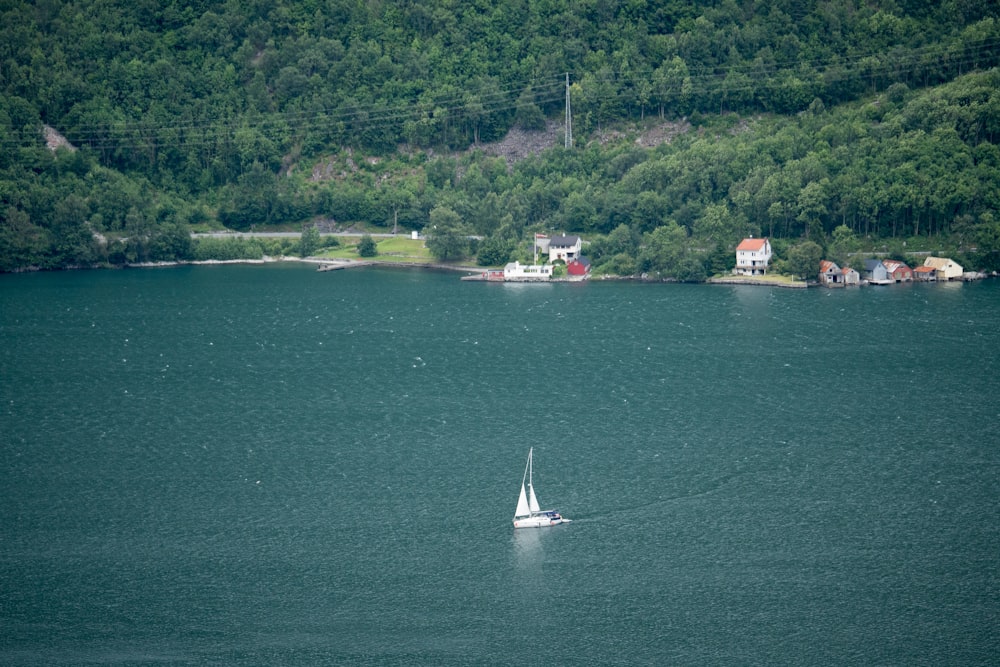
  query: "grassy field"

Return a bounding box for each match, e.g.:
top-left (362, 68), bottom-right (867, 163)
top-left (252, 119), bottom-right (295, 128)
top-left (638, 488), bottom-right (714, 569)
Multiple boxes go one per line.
top-left (707, 273), bottom-right (809, 287)
top-left (317, 236), bottom-right (436, 263)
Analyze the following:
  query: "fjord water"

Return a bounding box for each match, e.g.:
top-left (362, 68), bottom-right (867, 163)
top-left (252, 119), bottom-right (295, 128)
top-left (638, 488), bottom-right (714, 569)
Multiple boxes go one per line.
top-left (2, 264), bottom-right (998, 665)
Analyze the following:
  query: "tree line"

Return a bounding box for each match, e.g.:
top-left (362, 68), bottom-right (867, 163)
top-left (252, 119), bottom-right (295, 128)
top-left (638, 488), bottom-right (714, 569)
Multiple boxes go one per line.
top-left (1, 0), bottom-right (999, 272)
top-left (418, 70), bottom-right (1000, 279)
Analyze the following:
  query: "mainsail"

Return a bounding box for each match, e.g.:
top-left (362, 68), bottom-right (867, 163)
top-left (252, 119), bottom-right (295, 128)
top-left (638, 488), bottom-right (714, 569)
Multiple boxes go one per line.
top-left (514, 447), bottom-right (538, 518)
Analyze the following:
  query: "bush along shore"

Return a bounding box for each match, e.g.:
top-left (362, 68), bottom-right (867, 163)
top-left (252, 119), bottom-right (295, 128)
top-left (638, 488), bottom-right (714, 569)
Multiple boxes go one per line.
top-left (31, 231), bottom-right (990, 291)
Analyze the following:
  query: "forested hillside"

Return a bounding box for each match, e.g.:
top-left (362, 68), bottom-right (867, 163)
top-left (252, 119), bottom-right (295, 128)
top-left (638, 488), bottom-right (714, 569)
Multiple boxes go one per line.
top-left (2, 0), bottom-right (999, 273)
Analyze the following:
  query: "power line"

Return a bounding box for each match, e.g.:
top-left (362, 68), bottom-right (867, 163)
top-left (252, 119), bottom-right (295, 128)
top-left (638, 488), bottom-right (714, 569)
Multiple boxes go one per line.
top-left (2, 38), bottom-right (997, 153)
top-left (565, 73), bottom-right (573, 148)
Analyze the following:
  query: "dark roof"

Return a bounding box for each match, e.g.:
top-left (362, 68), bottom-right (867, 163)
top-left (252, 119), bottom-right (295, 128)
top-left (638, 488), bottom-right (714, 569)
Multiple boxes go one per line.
top-left (549, 235), bottom-right (580, 246)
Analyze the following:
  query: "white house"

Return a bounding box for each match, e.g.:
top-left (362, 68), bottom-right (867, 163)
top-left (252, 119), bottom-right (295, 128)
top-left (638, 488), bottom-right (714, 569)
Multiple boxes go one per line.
top-left (735, 237), bottom-right (772, 276)
top-left (503, 261), bottom-right (552, 281)
top-left (548, 235), bottom-right (582, 263)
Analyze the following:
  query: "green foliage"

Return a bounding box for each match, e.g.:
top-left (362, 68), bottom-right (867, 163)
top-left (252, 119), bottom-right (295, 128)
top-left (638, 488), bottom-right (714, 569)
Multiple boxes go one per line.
top-left (1, 1), bottom-right (999, 272)
top-left (827, 225), bottom-right (859, 266)
top-left (148, 223), bottom-right (194, 262)
top-left (299, 226), bottom-right (321, 257)
top-left (967, 212), bottom-right (1000, 272)
top-left (476, 234), bottom-right (516, 266)
top-left (357, 234), bottom-right (378, 257)
top-left (639, 222), bottom-right (690, 277)
top-left (598, 253), bottom-right (638, 277)
top-left (674, 256), bottom-right (708, 283)
top-left (192, 237), bottom-right (265, 261)
top-left (785, 240), bottom-right (825, 280)
top-left (706, 242), bottom-right (735, 276)
top-left (425, 206), bottom-right (470, 262)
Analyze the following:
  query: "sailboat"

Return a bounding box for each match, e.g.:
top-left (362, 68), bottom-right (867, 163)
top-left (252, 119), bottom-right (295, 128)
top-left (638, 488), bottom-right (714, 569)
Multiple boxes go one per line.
top-left (512, 448), bottom-right (569, 528)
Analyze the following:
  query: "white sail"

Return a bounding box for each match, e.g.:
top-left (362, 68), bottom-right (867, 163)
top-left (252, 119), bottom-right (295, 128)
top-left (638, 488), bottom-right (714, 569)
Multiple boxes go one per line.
top-left (514, 483), bottom-right (530, 518)
top-left (526, 447), bottom-right (541, 513)
top-left (528, 484), bottom-right (541, 513)
top-left (512, 447), bottom-right (569, 528)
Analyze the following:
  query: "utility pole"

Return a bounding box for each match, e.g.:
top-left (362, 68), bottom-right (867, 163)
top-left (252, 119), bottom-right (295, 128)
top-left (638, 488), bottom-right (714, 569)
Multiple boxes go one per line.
top-left (565, 72), bottom-right (572, 149)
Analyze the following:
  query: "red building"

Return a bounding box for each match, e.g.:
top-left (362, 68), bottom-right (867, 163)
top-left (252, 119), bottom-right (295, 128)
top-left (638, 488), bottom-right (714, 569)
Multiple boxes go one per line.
top-left (883, 260), bottom-right (913, 282)
top-left (567, 257), bottom-right (591, 277)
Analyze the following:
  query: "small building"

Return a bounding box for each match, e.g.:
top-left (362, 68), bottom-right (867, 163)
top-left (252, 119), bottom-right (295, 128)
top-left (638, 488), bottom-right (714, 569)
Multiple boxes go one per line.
top-left (567, 257), bottom-right (591, 278)
top-left (923, 256), bottom-right (963, 281)
top-left (863, 259), bottom-right (891, 284)
top-left (548, 235), bottom-right (582, 263)
top-left (883, 260), bottom-right (913, 282)
top-left (534, 234), bottom-right (550, 255)
top-left (503, 261), bottom-right (552, 281)
top-left (841, 266), bottom-right (861, 286)
top-left (735, 237), bottom-right (772, 276)
top-left (819, 260), bottom-right (843, 286)
top-left (913, 266), bottom-right (937, 282)
top-left (820, 260), bottom-right (861, 287)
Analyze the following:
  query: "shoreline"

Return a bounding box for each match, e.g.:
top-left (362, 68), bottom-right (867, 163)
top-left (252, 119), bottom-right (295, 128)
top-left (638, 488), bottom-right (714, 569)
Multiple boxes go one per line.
top-left (125, 256), bottom-right (484, 272)
top-left (9, 257), bottom-right (994, 287)
top-left (706, 276), bottom-right (810, 288)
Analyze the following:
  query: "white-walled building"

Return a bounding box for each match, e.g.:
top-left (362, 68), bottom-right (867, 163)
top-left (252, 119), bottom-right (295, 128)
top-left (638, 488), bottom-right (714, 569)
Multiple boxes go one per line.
top-left (548, 235), bottom-right (582, 263)
top-left (503, 261), bottom-right (553, 281)
top-left (735, 237), bottom-right (772, 276)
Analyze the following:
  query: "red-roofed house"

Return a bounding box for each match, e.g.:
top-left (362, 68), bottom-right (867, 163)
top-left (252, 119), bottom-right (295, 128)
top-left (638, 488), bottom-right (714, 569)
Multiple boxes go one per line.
top-left (883, 260), bottom-right (913, 282)
top-left (913, 265), bottom-right (937, 282)
top-left (735, 237), bottom-right (772, 276)
top-left (819, 260), bottom-right (842, 285)
top-left (819, 260), bottom-right (860, 286)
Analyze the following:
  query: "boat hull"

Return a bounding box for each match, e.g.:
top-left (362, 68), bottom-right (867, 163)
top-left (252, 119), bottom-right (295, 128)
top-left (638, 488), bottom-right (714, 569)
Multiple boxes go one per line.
top-left (513, 515), bottom-right (566, 528)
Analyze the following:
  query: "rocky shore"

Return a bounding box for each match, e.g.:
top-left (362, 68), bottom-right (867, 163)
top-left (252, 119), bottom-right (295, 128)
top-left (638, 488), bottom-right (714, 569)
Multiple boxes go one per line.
top-left (706, 276), bottom-right (809, 288)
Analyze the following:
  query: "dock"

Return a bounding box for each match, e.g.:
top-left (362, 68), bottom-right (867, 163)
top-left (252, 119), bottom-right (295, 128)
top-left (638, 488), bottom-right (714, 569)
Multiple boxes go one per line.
top-left (317, 261), bottom-right (374, 271)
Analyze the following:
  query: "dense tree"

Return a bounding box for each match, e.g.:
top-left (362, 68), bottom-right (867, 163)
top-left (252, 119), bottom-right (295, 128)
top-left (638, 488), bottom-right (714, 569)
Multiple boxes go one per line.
top-left (357, 234), bottom-right (378, 257)
top-left (476, 233), bottom-right (516, 266)
top-left (299, 225), bottom-right (321, 257)
top-left (638, 222), bottom-right (691, 278)
top-left (784, 240), bottom-right (825, 280)
top-left (0, 1), bottom-right (998, 271)
top-left (425, 206), bottom-right (470, 261)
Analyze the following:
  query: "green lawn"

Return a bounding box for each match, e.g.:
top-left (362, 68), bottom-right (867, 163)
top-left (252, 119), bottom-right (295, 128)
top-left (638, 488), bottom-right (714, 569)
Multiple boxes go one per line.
top-left (709, 273), bottom-right (809, 286)
top-left (316, 236), bottom-right (436, 263)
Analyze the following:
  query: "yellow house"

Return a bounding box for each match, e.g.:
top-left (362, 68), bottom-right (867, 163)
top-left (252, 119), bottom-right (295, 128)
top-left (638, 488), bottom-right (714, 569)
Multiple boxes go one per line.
top-left (923, 256), bottom-right (963, 281)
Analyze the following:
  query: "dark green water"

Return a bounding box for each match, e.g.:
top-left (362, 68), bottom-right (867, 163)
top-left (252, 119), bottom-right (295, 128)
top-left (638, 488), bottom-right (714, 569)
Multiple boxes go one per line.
top-left (2, 264), bottom-right (998, 665)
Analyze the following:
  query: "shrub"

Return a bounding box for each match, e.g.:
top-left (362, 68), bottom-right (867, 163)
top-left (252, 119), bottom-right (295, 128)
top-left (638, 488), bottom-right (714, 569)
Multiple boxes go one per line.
top-left (357, 234), bottom-right (378, 257)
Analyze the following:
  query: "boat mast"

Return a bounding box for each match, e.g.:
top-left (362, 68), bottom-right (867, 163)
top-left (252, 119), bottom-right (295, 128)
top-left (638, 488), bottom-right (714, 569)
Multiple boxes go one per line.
top-left (522, 447), bottom-right (532, 489)
top-left (527, 447), bottom-right (533, 495)
top-left (526, 448), bottom-right (542, 514)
